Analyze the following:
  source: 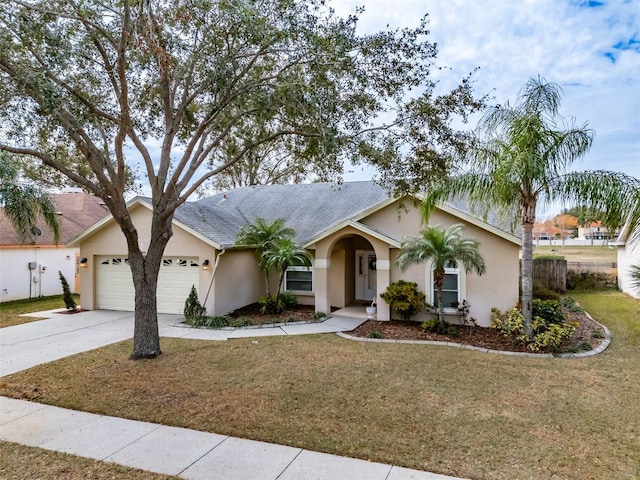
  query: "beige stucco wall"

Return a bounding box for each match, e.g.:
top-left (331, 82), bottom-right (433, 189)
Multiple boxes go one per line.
top-left (361, 200), bottom-right (520, 326)
top-left (209, 250), bottom-right (264, 315)
top-left (77, 204), bottom-right (217, 311)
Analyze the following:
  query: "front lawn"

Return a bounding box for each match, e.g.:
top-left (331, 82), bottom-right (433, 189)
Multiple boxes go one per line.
top-left (0, 440), bottom-right (176, 479)
top-left (1, 290), bottom-right (638, 480)
top-left (0, 294), bottom-right (80, 328)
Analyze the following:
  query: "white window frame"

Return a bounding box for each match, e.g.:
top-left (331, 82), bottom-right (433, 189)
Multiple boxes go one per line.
top-left (284, 266), bottom-right (313, 293)
top-left (425, 260), bottom-right (466, 313)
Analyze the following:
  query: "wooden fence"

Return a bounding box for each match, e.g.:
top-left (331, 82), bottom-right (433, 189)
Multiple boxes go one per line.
top-left (532, 258), bottom-right (567, 293)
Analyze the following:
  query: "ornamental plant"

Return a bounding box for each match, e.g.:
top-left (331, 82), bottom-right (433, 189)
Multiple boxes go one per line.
top-left (58, 271), bottom-right (77, 312)
top-left (184, 285), bottom-right (206, 324)
top-left (380, 280), bottom-right (426, 321)
top-left (491, 306), bottom-right (575, 352)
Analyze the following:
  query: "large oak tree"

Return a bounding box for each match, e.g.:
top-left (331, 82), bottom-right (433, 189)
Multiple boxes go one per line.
top-left (0, 0), bottom-right (483, 358)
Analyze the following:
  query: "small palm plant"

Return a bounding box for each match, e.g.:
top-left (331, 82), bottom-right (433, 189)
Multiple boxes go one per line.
top-left (262, 238), bottom-right (311, 314)
top-left (630, 264), bottom-right (640, 294)
top-left (396, 224), bottom-right (486, 328)
top-left (235, 218), bottom-right (295, 297)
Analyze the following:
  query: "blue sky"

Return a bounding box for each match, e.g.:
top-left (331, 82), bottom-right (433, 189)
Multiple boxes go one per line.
top-left (334, 0), bottom-right (640, 187)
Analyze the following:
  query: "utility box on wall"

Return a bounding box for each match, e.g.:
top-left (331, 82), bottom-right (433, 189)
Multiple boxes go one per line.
top-left (28, 261), bottom-right (37, 270)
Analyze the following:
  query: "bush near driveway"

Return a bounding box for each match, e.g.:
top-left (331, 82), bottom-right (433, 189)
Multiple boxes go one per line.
top-left (0, 291), bottom-right (638, 480)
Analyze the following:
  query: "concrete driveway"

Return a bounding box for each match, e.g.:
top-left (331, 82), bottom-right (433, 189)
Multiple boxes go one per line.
top-left (0, 309), bottom-right (365, 377)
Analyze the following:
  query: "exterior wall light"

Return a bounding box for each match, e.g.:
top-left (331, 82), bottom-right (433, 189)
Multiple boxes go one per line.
top-left (202, 259), bottom-right (210, 270)
top-left (79, 257), bottom-right (88, 268)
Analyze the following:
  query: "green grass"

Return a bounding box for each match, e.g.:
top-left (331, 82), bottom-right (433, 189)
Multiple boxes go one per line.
top-left (534, 245), bottom-right (616, 263)
top-left (0, 440), bottom-right (176, 479)
top-left (0, 294), bottom-right (79, 328)
top-left (1, 291), bottom-right (638, 480)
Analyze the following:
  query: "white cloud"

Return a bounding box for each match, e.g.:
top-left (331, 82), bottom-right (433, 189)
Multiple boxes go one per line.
top-left (334, 0), bottom-right (640, 182)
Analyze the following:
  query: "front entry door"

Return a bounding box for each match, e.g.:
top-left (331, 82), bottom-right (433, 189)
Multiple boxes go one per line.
top-left (355, 250), bottom-right (377, 301)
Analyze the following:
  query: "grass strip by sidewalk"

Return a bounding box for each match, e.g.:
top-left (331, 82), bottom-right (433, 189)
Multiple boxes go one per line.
top-left (0, 440), bottom-right (177, 480)
top-left (0, 294), bottom-right (79, 328)
top-left (1, 291), bottom-right (638, 480)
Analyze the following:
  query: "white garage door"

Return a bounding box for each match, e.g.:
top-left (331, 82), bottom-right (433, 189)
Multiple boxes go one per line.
top-left (97, 256), bottom-right (200, 314)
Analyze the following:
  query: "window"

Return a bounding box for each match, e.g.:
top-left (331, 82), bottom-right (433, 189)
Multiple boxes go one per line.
top-left (285, 267), bottom-right (313, 292)
top-left (428, 260), bottom-right (465, 309)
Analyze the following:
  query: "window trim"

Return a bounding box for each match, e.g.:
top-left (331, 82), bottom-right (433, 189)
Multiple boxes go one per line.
top-left (284, 266), bottom-right (313, 293)
top-left (425, 261), bottom-right (466, 312)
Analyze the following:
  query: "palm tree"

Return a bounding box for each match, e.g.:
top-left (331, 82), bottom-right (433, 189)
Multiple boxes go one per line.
top-left (421, 76), bottom-right (640, 337)
top-left (396, 224), bottom-right (486, 328)
top-left (235, 218), bottom-right (295, 296)
top-left (262, 238), bottom-right (312, 313)
top-left (0, 153), bottom-right (60, 243)
top-left (630, 265), bottom-right (640, 294)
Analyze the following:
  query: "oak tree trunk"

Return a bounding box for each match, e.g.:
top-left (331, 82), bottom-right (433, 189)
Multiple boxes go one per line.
top-left (122, 210), bottom-right (173, 359)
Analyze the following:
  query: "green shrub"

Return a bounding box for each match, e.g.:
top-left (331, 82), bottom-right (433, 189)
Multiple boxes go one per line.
top-left (278, 292), bottom-right (298, 309)
top-left (591, 330), bottom-right (604, 339)
top-left (533, 254), bottom-right (565, 260)
top-left (491, 306), bottom-right (575, 352)
top-left (561, 296), bottom-right (584, 313)
top-left (313, 311), bottom-right (327, 320)
top-left (367, 331), bottom-right (383, 339)
top-left (532, 299), bottom-right (565, 324)
top-left (380, 280), bottom-right (426, 321)
top-left (566, 271), bottom-right (617, 291)
top-left (422, 318), bottom-right (452, 334)
top-left (228, 317), bottom-right (252, 328)
top-left (184, 285), bottom-right (206, 323)
top-left (258, 292), bottom-right (298, 314)
top-left (58, 271), bottom-right (77, 311)
top-left (575, 341), bottom-right (592, 352)
top-left (529, 322), bottom-right (576, 352)
top-left (532, 282), bottom-right (561, 301)
top-left (204, 315), bottom-right (231, 328)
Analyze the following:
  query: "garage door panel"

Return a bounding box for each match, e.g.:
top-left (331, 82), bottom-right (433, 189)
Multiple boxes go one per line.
top-left (97, 256), bottom-right (199, 314)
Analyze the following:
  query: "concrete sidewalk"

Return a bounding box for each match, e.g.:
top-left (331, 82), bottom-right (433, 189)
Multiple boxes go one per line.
top-left (0, 397), bottom-right (460, 479)
top-left (0, 310), bottom-right (466, 479)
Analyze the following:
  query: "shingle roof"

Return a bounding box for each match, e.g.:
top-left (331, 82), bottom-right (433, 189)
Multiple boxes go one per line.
top-left (0, 192), bottom-right (111, 246)
top-left (171, 181), bottom-right (520, 248)
top-left (174, 181), bottom-right (389, 247)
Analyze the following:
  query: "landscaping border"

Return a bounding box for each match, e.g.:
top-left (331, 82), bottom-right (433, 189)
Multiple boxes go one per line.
top-left (336, 311), bottom-right (611, 359)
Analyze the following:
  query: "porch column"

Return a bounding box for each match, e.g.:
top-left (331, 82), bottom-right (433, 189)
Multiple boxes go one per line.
top-left (314, 258), bottom-right (330, 315)
top-left (376, 259), bottom-right (391, 321)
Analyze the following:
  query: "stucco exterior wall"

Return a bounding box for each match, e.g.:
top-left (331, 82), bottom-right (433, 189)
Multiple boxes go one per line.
top-left (618, 243), bottom-right (640, 299)
top-left (0, 246), bottom-right (79, 301)
top-left (362, 200), bottom-right (520, 326)
top-left (77, 204), bottom-right (216, 311)
top-left (210, 250), bottom-right (264, 315)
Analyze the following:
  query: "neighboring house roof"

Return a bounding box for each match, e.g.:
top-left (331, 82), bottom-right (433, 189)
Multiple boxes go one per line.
top-left (0, 192), bottom-right (110, 246)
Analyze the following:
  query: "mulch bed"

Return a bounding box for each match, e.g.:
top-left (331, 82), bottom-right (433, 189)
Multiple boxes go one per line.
top-left (228, 303), bottom-right (316, 324)
top-left (347, 308), bottom-right (606, 354)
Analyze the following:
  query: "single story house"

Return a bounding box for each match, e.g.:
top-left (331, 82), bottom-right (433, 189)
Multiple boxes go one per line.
top-left (615, 224), bottom-right (640, 299)
top-left (69, 181), bottom-right (521, 326)
top-left (0, 192), bottom-right (110, 301)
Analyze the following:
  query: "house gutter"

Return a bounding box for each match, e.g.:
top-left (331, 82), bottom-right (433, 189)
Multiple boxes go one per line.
top-left (203, 248), bottom-right (225, 308)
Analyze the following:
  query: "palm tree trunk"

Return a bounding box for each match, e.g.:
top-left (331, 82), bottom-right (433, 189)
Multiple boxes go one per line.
top-left (521, 221), bottom-right (534, 339)
top-left (434, 269), bottom-right (445, 328)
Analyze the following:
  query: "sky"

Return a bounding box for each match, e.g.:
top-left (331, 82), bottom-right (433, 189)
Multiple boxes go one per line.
top-left (333, 0), bottom-right (640, 190)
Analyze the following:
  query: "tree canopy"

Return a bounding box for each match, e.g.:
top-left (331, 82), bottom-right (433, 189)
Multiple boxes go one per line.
top-left (0, 0), bottom-right (483, 358)
top-left (421, 76), bottom-right (640, 335)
